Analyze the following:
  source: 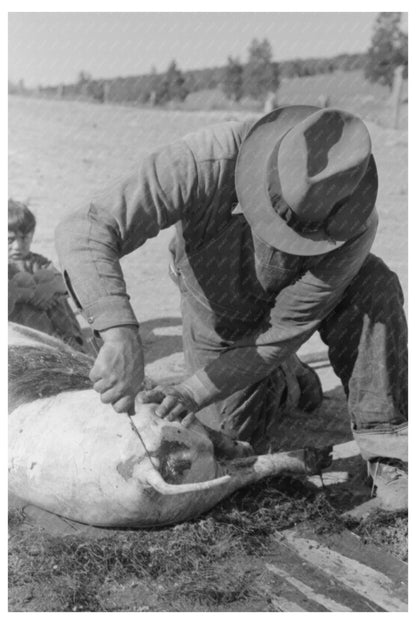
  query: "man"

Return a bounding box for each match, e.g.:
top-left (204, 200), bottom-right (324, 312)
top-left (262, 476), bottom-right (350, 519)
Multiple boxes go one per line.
top-left (56, 105), bottom-right (408, 511)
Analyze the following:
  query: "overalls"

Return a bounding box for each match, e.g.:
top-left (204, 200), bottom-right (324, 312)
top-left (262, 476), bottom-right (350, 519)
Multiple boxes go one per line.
top-left (170, 213), bottom-right (408, 458)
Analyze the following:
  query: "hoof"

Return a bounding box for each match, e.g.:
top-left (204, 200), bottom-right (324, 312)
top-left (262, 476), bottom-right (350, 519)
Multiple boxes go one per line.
top-left (304, 445), bottom-right (333, 475)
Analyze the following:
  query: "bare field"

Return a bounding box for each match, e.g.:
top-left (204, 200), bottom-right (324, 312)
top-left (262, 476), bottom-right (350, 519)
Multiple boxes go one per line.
top-left (8, 94), bottom-right (408, 611)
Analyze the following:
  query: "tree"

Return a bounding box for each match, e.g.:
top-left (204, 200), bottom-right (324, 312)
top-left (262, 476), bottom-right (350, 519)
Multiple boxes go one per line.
top-left (365, 13), bottom-right (408, 89)
top-left (77, 70), bottom-right (92, 85)
top-left (155, 60), bottom-right (188, 104)
top-left (242, 38), bottom-right (280, 100)
top-left (222, 56), bottom-right (244, 102)
top-left (144, 66), bottom-right (160, 106)
top-left (76, 70), bottom-right (93, 99)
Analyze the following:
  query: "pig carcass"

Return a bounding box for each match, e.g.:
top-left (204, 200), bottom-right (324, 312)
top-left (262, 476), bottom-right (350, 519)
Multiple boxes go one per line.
top-left (8, 322), bottom-right (332, 528)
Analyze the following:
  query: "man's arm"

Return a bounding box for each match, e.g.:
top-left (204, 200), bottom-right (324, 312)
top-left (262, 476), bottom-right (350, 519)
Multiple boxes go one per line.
top-left (55, 120), bottom-right (252, 413)
top-left (157, 210), bottom-right (378, 415)
top-left (55, 139), bottom-right (201, 412)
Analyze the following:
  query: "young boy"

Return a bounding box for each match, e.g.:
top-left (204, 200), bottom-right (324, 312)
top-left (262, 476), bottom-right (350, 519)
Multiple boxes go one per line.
top-left (8, 199), bottom-right (85, 351)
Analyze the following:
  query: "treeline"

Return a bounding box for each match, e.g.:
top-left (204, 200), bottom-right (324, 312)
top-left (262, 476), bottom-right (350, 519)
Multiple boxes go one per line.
top-left (9, 48), bottom-right (366, 106)
top-left (9, 13), bottom-right (408, 107)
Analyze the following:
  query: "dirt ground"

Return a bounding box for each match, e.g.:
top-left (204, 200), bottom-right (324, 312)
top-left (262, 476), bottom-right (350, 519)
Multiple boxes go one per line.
top-left (8, 95), bottom-right (408, 611)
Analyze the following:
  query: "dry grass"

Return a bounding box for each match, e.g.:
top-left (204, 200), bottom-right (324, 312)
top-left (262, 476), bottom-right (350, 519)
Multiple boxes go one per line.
top-left (345, 510), bottom-right (408, 563)
top-left (9, 476), bottom-right (348, 612)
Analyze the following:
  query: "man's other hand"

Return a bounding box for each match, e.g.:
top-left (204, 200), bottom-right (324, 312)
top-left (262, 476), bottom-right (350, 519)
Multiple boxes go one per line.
top-left (139, 384), bottom-right (196, 422)
top-left (89, 325), bottom-right (144, 414)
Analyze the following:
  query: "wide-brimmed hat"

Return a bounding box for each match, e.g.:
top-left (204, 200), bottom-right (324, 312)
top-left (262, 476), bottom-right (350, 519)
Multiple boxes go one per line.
top-left (235, 105), bottom-right (378, 255)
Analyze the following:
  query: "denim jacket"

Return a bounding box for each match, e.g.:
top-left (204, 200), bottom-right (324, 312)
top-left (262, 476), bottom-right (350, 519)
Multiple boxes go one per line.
top-left (55, 119), bottom-right (377, 409)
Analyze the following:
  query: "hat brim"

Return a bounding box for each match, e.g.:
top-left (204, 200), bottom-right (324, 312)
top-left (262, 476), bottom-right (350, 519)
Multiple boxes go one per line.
top-left (235, 105), bottom-right (376, 256)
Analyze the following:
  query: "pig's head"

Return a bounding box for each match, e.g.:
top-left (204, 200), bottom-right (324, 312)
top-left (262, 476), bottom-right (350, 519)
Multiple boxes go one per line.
top-left (124, 400), bottom-right (232, 495)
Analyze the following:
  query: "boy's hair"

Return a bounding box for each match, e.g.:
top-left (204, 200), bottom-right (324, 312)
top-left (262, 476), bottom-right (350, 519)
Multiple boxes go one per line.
top-left (8, 199), bottom-right (36, 235)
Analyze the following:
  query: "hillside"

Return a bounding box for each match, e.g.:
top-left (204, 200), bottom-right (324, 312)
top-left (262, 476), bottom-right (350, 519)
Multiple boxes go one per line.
top-left (184, 70), bottom-right (407, 130)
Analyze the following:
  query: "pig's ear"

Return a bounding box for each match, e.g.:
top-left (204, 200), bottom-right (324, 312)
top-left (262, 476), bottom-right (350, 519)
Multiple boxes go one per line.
top-left (143, 464), bottom-right (231, 495)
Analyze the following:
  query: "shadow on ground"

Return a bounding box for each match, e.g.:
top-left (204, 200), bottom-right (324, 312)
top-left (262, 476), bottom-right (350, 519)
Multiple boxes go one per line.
top-left (269, 386), bottom-right (350, 451)
top-left (139, 317), bottom-right (183, 365)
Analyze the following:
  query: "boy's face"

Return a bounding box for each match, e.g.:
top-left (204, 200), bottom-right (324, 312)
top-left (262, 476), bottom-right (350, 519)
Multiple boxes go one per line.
top-left (8, 230), bottom-right (34, 261)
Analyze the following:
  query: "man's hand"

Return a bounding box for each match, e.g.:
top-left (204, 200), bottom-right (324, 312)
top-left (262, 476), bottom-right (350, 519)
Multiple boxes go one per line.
top-left (139, 384), bottom-right (197, 422)
top-left (89, 325), bottom-right (145, 414)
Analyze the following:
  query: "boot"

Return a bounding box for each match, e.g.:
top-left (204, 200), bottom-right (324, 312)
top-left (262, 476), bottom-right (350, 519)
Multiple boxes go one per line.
top-left (367, 458), bottom-right (408, 512)
top-left (296, 362), bottom-right (323, 412)
top-left (342, 458), bottom-right (407, 521)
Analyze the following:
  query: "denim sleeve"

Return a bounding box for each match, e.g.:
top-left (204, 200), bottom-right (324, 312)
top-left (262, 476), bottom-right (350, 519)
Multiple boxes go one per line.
top-left (182, 210), bottom-right (378, 408)
top-left (55, 140), bottom-right (199, 331)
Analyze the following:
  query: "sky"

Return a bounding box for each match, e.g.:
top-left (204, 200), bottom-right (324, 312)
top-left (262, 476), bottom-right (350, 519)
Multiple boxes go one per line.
top-left (8, 12), bottom-right (380, 88)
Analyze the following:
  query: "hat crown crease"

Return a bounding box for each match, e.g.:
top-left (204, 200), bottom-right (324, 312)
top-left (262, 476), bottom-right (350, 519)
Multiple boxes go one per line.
top-left (304, 110), bottom-right (345, 177)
